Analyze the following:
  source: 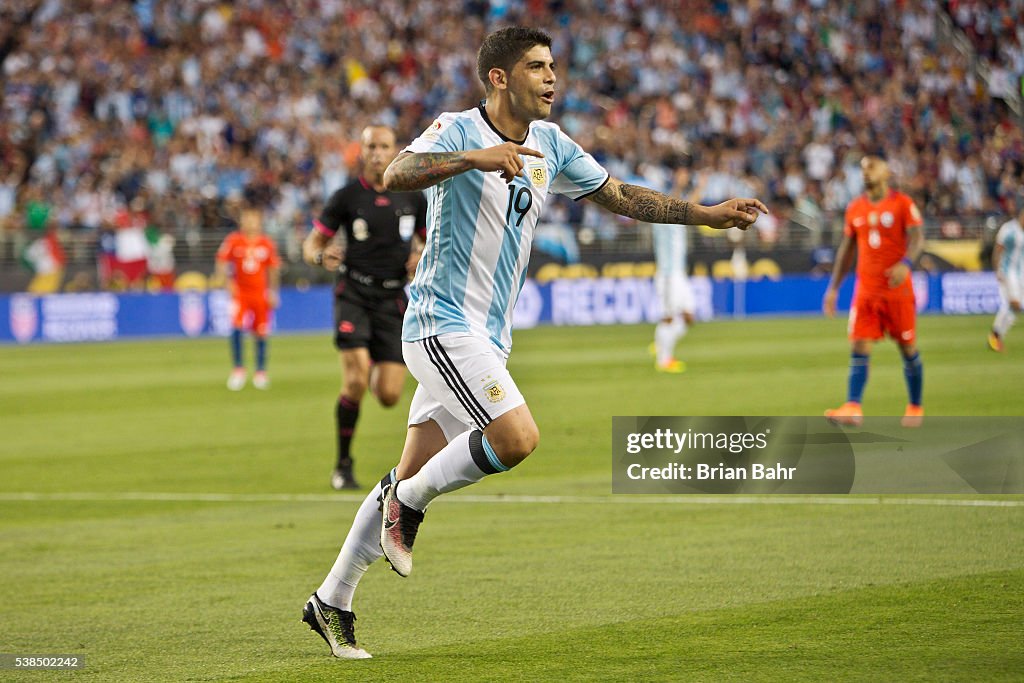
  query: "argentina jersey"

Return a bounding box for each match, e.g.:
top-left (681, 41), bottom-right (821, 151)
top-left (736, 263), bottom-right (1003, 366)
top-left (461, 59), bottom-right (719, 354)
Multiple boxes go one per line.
top-left (997, 219), bottom-right (1024, 279)
top-left (633, 170), bottom-right (687, 276)
top-left (653, 224), bottom-right (687, 275)
top-left (402, 104), bottom-right (608, 354)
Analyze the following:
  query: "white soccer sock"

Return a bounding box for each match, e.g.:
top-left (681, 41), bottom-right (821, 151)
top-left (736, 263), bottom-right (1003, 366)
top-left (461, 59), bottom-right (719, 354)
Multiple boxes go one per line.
top-left (993, 305), bottom-right (1017, 337)
top-left (655, 318), bottom-right (686, 364)
top-left (396, 430), bottom-right (505, 512)
top-left (316, 473), bottom-right (391, 611)
top-left (676, 317), bottom-right (688, 340)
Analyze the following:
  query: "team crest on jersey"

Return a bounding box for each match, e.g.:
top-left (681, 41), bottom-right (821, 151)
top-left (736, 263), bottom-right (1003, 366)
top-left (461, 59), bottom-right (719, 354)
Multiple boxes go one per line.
top-left (528, 163), bottom-right (547, 187)
top-left (881, 212), bottom-right (894, 228)
top-left (483, 380), bottom-right (505, 403)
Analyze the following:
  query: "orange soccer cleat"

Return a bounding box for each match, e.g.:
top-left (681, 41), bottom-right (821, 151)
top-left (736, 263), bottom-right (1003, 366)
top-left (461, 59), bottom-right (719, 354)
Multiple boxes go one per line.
top-left (656, 358), bottom-right (687, 374)
top-left (988, 332), bottom-right (1004, 352)
top-left (824, 401), bottom-right (863, 427)
top-left (901, 404), bottom-right (924, 428)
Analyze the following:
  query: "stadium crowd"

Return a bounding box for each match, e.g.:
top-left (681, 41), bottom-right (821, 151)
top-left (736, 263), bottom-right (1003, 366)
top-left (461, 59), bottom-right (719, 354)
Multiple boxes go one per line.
top-left (1, 0), bottom-right (1022, 288)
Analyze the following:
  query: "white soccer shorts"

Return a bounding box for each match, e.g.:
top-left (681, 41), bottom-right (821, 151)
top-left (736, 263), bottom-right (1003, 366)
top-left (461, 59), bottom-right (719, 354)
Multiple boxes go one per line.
top-left (403, 333), bottom-right (526, 442)
top-left (655, 272), bottom-right (695, 318)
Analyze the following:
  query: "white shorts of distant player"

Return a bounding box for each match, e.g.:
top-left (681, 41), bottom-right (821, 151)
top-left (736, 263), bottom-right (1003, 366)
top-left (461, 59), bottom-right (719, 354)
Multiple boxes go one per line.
top-left (655, 271), bottom-right (696, 319)
top-left (999, 273), bottom-right (1022, 306)
top-left (403, 333), bottom-right (526, 442)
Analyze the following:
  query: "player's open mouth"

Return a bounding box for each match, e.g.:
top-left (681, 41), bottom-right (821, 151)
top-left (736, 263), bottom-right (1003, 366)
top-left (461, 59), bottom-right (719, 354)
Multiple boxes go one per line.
top-left (540, 91), bottom-right (555, 104)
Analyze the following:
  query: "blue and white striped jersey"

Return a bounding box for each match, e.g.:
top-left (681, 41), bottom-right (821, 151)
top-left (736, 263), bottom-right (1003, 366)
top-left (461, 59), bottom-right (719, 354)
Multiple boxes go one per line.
top-left (634, 169), bottom-right (688, 276)
top-left (402, 105), bottom-right (609, 354)
top-left (653, 224), bottom-right (688, 275)
top-left (996, 218), bottom-right (1024, 278)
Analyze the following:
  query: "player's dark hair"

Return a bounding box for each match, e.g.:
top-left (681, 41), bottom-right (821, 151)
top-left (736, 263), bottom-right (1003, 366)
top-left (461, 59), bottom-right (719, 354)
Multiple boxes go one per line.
top-left (477, 26), bottom-right (552, 92)
top-left (865, 146), bottom-right (888, 161)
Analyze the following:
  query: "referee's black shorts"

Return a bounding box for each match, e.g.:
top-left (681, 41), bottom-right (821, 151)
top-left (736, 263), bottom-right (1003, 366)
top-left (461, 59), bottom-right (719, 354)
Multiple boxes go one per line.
top-left (333, 278), bottom-right (406, 364)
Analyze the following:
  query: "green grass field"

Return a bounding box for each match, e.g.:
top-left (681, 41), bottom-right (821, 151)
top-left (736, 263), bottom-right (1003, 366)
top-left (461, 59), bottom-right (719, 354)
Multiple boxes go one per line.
top-left (1, 315), bottom-right (1022, 681)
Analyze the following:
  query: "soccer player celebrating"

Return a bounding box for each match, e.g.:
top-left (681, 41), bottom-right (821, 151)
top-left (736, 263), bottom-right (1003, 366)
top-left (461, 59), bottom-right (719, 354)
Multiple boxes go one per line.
top-left (302, 125), bottom-right (427, 490)
top-left (215, 206), bottom-right (280, 391)
top-left (301, 26), bottom-right (766, 659)
top-left (822, 152), bottom-right (925, 427)
top-left (988, 201), bottom-right (1024, 352)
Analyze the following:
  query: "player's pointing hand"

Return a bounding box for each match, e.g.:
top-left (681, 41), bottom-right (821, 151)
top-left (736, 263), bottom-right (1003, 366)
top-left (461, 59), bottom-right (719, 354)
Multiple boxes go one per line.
top-left (702, 198), bottom-right (769, 230)
top-left (467, 141), bottom-right (545, 183)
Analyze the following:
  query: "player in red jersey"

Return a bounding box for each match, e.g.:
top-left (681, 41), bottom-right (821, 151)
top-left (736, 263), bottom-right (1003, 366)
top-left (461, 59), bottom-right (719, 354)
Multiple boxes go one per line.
top-left (822, 153), bottom-right (925, 427)
top-left (215, 207), bottom-right (281, 390)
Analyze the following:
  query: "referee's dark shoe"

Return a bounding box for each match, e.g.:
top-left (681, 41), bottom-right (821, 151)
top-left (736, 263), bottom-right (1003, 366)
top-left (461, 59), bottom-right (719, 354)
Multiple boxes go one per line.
top-left (331, 463), bottom-right (361, 490)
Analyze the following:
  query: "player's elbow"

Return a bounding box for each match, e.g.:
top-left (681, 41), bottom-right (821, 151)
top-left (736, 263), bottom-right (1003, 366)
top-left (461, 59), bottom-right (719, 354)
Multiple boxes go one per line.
top-left (382, 164), bottom-right (403, 191)
top-left (383, 155), bottom-right (422, 191)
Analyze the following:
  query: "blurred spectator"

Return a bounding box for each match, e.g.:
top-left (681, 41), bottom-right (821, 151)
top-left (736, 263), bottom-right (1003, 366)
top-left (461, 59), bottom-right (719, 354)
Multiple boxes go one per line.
top-left (110, 195), bottom-right (150, 290)
top-left (145, 225), bottom-right (176, 292)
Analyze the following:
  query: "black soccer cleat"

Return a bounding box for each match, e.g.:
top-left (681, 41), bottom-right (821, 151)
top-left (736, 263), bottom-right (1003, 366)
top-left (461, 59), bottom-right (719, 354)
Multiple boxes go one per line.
top-left (330, 463), bottom-right (361, 491)
top-left (301, 593), bottom-right (371, 659)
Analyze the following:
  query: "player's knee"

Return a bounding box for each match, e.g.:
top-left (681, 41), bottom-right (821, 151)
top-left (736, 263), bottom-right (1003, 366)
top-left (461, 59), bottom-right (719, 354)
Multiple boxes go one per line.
top-left (492, 423), bottom-right (540, 467)
top-left (344, 378), bottom-right (369, 399)
top-left (376, 389), bottom-right (402, 408)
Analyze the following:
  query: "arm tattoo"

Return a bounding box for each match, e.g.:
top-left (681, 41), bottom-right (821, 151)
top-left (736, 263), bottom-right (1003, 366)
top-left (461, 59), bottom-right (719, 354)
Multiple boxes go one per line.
top-left (384, 152), bottom-right (473, 191)
top-left (589, 179), bottom-right (693, 225)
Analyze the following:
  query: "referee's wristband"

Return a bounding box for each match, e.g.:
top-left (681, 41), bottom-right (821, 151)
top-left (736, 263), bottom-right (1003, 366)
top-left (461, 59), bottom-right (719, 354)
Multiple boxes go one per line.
top-left (900, 257), bottom-right (913, 268)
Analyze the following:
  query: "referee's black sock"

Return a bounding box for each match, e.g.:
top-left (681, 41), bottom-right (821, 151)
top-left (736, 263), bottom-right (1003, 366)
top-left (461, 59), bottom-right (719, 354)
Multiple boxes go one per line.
top-left (336, 395), bottom-right (360, 469)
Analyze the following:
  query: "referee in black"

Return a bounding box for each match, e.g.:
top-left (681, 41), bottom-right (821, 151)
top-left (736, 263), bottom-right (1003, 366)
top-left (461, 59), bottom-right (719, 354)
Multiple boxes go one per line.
top-left (303, 125), bottom-right (427, 490)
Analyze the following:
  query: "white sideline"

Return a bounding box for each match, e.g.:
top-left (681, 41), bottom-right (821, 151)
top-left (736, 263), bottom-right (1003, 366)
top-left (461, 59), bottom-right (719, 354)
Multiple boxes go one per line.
top-left (0, 492), bottom-right (1021, 507)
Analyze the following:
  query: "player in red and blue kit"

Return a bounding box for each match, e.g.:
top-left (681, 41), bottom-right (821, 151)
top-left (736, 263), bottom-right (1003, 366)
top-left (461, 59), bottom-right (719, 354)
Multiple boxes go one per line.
top-left (215, 207), bottom-right (280, 391)
top-left (823, 153), bottom-right (925, 427)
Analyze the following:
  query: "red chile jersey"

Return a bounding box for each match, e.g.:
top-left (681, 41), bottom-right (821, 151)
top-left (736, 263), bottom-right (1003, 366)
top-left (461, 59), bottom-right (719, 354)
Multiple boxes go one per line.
top-left (844, 189), bottom-right (923, 295)
top-left (315, 177), bottom-right (428, 281)
top-left (216, 232), bottom-right (280, 293)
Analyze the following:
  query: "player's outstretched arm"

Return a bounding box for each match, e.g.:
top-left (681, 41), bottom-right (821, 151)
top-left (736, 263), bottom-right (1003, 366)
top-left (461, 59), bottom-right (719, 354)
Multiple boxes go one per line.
top-left (383, 143), bottom-right (545, 191)
top-left (587, 177), bottom-right (767, 230)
